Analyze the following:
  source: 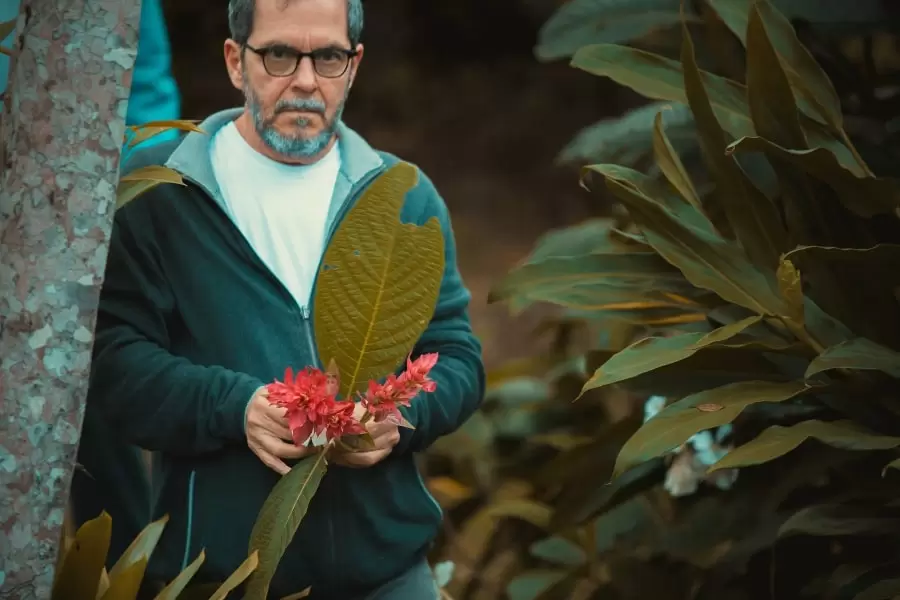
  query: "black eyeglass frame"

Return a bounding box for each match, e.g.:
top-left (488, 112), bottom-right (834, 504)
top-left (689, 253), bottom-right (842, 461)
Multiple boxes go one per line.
top-left (243, 43), bottom-right (359, 79)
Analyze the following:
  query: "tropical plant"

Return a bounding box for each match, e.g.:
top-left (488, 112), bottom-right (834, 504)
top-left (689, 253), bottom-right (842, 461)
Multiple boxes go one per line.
top-left (53, 511), bottom-right (259, 600)
top-left (461, 0), bottom-right (900, 598)
top-left (543, 0), bottom-right (900, 175)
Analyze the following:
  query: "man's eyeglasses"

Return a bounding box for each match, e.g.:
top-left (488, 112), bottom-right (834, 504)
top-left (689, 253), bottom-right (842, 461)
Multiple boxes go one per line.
top-left (244, 44), bottom-right (358, 79)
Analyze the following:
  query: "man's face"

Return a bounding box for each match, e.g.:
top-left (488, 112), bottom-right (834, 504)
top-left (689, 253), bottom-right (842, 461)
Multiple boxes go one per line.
top-left (226, 0), bottom-right (363, 160)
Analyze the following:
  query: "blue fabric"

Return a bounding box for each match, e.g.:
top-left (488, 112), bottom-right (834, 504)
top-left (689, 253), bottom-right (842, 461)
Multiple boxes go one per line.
top-left (126, 0), bottom-right (180, 143)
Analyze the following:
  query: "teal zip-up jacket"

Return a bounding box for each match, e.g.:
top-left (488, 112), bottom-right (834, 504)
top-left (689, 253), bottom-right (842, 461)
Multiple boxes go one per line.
top-left (85, 108), bottom-right (485, 598)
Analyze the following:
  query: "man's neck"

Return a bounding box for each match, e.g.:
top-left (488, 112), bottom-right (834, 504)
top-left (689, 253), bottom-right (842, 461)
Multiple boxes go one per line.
top-left (234, 111), bottom-right (337, 166)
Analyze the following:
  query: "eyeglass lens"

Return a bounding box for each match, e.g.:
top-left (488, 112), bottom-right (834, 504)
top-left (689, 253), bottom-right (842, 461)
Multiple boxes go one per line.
top-left (264, 48), bottom-right (350, 78)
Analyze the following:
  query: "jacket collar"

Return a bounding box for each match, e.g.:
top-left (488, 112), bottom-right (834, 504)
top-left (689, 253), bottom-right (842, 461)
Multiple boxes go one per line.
top-left (165, 107), bottom-right (385, 207)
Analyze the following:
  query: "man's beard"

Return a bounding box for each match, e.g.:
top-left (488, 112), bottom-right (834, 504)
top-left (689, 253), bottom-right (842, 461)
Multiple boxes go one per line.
top-left (244, 79), bottom-right (348, 161)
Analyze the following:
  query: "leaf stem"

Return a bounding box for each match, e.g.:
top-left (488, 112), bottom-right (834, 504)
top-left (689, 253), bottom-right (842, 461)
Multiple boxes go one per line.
top-left (780, 317), bottom-right (825, 355)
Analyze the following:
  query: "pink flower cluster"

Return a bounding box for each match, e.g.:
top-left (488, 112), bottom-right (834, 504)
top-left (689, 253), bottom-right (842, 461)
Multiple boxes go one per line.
top-left (266, 353), bottom-right (439, 446)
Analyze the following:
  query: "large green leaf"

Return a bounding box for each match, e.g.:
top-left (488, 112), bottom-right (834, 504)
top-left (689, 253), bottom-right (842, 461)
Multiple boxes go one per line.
top-left (583, 316), bottom-right (770, 392)
top-left (314, 162), bottom-right (445, 397)
top-left (778, 504), bottom-right (900, 538)
top-left (708, 0), bottom-right (843, 131)
top-left (245, 453), bottom-right (328, 599)
top-left (558, 101), bottom-right (695, 166)
top-left (588, 168), bottom-right (787, 316)
top-left (612, 380), bottom-right (809, 477)
top-left (806, 338), bottom-right (900, 379)
top-left (535, 0), bottom-right (693, 61)
top-left (570, 43), bottom-right (864, 175)
top-left (709, 420), bottom-right (900, 472)
top-left (52, 511), bottom-right (112, 600)
top-left (680, 14), bottom-right (788, 271)
top-left (727, 137), bottom-right (900, 217)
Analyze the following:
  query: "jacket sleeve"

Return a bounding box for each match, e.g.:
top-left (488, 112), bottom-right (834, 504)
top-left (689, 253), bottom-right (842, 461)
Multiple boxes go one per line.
top-left (394, 177), bottom-right (486, 454)
top-left (87, 203), bottom-right (264, 455)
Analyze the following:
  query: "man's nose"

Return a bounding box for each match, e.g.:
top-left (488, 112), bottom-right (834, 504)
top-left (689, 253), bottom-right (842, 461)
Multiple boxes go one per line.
top-left (290, 56), bottom-right (318, 92)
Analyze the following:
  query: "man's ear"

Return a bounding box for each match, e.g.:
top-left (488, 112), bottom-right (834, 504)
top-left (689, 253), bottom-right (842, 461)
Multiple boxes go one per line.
top-left (224, 39), bottom-right (244, 91)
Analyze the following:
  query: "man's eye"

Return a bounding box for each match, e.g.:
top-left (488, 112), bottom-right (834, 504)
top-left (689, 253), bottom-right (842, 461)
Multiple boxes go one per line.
top-left (316, 50), bottom-right (342, 62)
top-left (269, 47), bottom-right (292, 59)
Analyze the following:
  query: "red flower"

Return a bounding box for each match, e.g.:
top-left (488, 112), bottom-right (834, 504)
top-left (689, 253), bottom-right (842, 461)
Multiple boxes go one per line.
top-left (267, 366), bottom-right (364, 446)
top-left (362, 353), bottom-right (439, 425)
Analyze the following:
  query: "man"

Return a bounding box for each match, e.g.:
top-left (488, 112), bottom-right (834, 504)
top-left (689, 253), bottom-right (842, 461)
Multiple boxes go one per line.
top-left (82, 0), bottom-right (485, 597)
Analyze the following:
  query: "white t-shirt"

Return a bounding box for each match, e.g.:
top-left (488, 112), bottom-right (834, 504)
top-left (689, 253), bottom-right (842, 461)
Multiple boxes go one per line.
top-left (209, 121), bottom-right (341, 312)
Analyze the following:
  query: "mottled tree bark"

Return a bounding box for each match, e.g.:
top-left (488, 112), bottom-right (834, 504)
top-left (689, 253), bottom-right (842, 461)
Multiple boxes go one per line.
top-left (0, 1), bottom-right (141, 597)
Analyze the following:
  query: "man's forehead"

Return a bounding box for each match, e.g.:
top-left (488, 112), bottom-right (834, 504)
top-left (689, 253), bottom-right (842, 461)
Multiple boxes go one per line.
top-left (252, 0), bottom-right (349, 43)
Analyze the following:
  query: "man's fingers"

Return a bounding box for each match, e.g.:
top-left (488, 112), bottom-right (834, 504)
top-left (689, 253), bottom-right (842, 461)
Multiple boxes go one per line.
top-left (254, 447), bottom-right (290, 476)
top-left (332, 448), bottom-right (390, 468)
top-left (264, 437), bottom-right (311, 460)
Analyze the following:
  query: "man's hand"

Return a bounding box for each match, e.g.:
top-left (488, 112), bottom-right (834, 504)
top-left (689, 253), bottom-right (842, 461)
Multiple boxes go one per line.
top-left (332, 413), bottom-right (401, 468)
top-left (245, 387), bottom-right (316, 475)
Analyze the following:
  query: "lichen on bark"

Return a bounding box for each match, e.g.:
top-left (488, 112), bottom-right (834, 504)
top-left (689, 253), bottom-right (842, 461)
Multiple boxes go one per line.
top-left (0, 0), bottom-right (141, 597)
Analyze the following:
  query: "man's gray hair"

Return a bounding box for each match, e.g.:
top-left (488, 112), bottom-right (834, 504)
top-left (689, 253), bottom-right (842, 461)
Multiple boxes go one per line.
top-left (228, 0), bottom-right (364, 46)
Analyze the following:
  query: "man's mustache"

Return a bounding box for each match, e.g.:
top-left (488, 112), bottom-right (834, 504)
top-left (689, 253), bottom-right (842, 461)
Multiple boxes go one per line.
top-left (275, 99), bottom-right (326, 114)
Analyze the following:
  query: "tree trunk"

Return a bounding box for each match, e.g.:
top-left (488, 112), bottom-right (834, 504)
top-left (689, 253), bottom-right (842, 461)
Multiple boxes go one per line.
top-left (0, 1), bottom-right (141, 597)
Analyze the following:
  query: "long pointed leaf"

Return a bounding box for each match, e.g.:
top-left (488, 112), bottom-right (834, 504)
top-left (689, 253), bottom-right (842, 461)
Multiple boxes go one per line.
top-left (108, 515), bottom-right (168, 582)
top-left (613, 380), bottom-right (809, 477)
top-left (681, 13), bottom-right (788, 270)
top-left (727, 136), bottom-right (900, 217)
top-left (589, 170), bottom-right (787, 316)
top-left (101, 557), bottom-right (148, 600)
top-left (746, 2), bottom-right (808, 150)
top-left (52, 511), bottom-right (112, 600)
top-left (651, 111), bottom-right (702, 211)
top-left (152, 550), bottom-right (205, 600)
top-left (582, 316), bottom-right (765, 393)
top-left (709, 420), bottom-right (900, 472)
top-left (314, 162), bottom-right (445, 397)
top-left (778, 504), bottom-right (900, 538)
top-left (245, 454), bottom-right (328, 599)
top-left (806, 338), bottom-right (900, 379)
top-left (570, 42), bottom-right (864, 175)
top-left (209, 551), bottom-right (259, 600)
top-left (117, 166), bottom-right (185, 209)
top-left (708, 0), bottom-right (843, 131)
top-left (489, 251), bottom-right (687, 304)
top-left (127, 119), bottom-right (204, 147)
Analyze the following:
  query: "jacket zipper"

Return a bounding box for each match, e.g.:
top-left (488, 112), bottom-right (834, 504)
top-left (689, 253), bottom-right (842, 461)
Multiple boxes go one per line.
top-left (299, 165), bottom-right (388, 370)
top-left (182, 163), bottom-right (388, 588)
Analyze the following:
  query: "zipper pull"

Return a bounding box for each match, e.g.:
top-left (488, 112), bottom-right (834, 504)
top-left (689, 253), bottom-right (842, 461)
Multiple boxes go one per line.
top-left (300, 305), bottom-right (310, 320)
